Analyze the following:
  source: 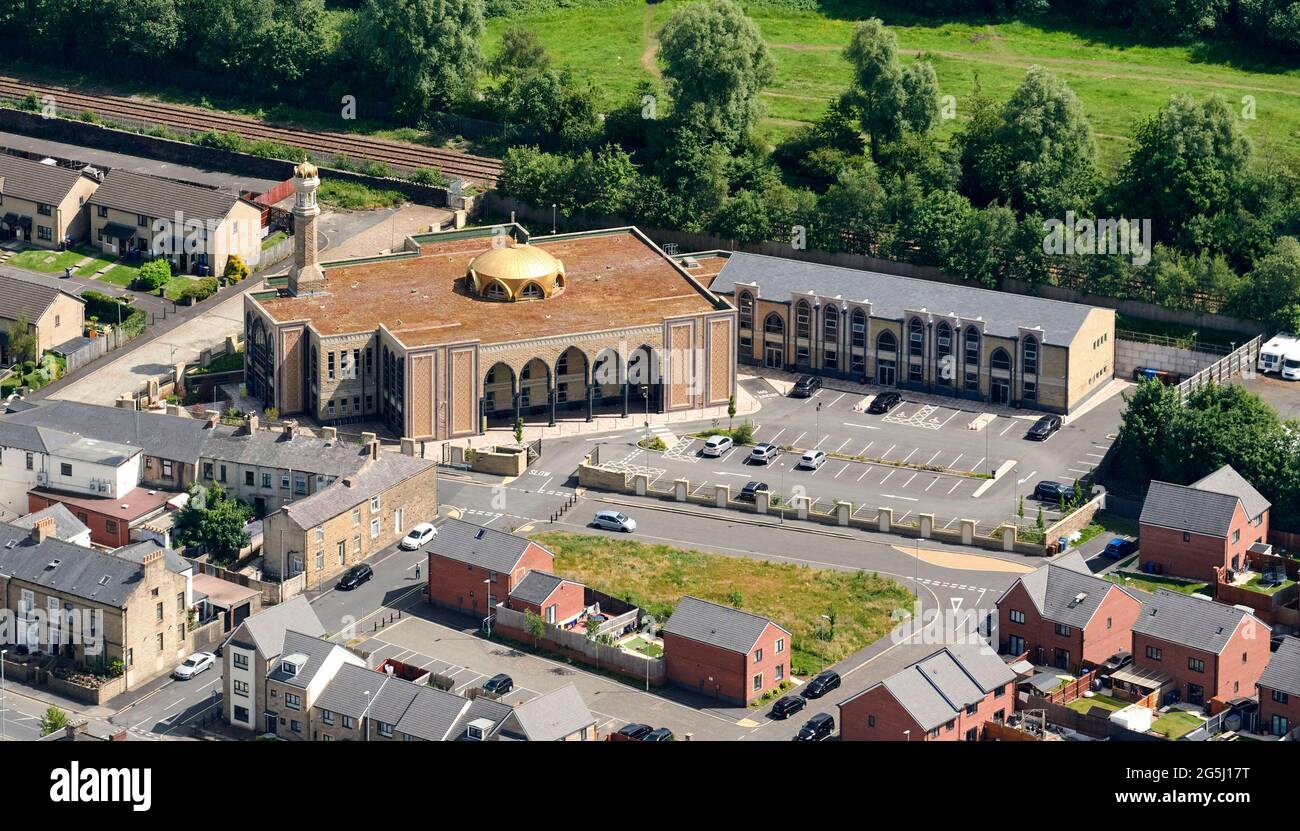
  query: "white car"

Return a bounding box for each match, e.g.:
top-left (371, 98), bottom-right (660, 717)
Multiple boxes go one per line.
top-left (701, 435), bottom-right (733, 457)
top-left (593, 510), bottom-right (636, 532)
top-left (400, 522), bottom-right (438, 550)
top-left (173, 651), bottom-right (216, 680)
top-left (798, 449), bottom-right (827, 469)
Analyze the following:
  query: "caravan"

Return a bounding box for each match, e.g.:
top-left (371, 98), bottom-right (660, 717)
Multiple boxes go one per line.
top-left (1257, 334), bottom-right (1299, 374)
top-left (1283, 344), bottom-right (1300, 381)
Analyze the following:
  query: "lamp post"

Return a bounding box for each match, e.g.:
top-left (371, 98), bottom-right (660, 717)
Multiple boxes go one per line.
top-left (815, 400), bottom-right (822, 447)
top-left (641, 384), bottom-right (650, 473)
top-left (903, 728), bottom-right (911, 742)
top-left (551, 203), bottom-right (557, 235)
top-left (818, 614), bottom-right (831, 673)
top-left (483, 577), bottom-right (494, 637)
top-left (1, 648), bottom-right (7, 742)
top-left (363, 690), bottom-right (370, 742)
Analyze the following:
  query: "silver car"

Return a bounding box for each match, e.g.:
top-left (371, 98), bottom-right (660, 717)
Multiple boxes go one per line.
top-left (593, 510), bottom-right (636, 532)
top-left (173, 651), bottom-right (216, 680)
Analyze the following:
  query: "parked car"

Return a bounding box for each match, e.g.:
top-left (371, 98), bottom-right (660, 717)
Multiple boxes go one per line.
top-left (791, 375), bottom-right (823, 398)
top-left (337, 563), bottom-right (373, 590)
top-left (642, 727), bottom-right (675, 741)
top-left (1103, 537), bottom-right (1138, 559)
top-left (748, 443), bottom-right (780, 464)
top-left (1032, 480), bottom-right (1069, 503)
top-left (798, 449), bottom-right (827, 470)
top-left (399, 522), bottom-right (437, 550)
top-left (793, 712), bottom-right (835, 741)
top-left (867, 391), bottom-right (902, 414)
top-left (771, 695), bottom-right (807, 720)
top-left (593, 510), bottom-right (636, 532)
top-left (803, 670), bottom-right (841, 699)
top-left (172, 651), bottom-right (216, 680)
top-left (701, 435), bottom-right (734, 457)
top-left (616, 723), bottom-right (654, 740)
top-left (738, 481), bottom-right (770, 502)
top-left (1025, 415), bottom-right (1061, 441)
top-left (482, 674), bottom-right (513, 696)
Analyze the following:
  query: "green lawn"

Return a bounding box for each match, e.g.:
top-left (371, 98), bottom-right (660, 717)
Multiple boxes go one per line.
top-left (162, 275), bottom-right (197, 302)
top-left (6, 248), bottom-right (83, 272)
top-left (95, 264), bottom-right (138, 287)
top-left (1107, 571), bottom-right (1210, 596)
top-left (1073, 511), bottom-right (1140, 547)
top-left (1244, 573), bottom-right (1297, 596)
top-left (1064, 692), bottom-right (1129, 714)
top-left (316, 180), bottom-right (405, 211)
top-left (261, 230), bottom-right (288, 250)
top-left (1151, 710), bottom-right (1204, 739)
top-left (532, 531), bottom-right (914, 676)
top-left (621, 636), bottom-right (663, 658)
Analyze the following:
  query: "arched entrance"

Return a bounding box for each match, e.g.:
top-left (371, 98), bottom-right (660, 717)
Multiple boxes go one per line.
top-left (876, 329), bottom-right (897, 386)
top-left (627, 344), bottom-right (662, 414)
top-left (519, 357), bottom-right (551, 416)
top-left (482, 361), bottom-right (516, 426)
top-left (990, 347), bottom-right (1012, 406)
top-left (762, 313), bottom-right (786, 369)
top-left (591, 347), bottom-right (627, 417)
top-left (554, 346), bottom-right (589, 415)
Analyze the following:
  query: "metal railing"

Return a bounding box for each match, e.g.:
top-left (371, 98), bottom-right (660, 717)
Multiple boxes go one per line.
top-left (1116, 329), bottom-right (1231, 354)
top-left (1176, 335), bottom-right (1263, 402)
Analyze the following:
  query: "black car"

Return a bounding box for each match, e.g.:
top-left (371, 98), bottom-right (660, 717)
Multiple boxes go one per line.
top-left (1033, 480), bottom-right (1069, 502)
top-left (1026, 415), bottom-right (1061, 440)
top-left (616, 723), bottom-right (653, 740)
top-left (792, 713), bottom-right (835, 741)
top-left (791, 375), bottom-right (822, 398)
top-left (642, 727), bottom-right (674, 741)
top-left (867, 392), bottom-right (902, 414)
top-left (802, 670), bottom-right (841, 699)
top-left (770, 695), bottom-right (807, 720)
top-left (337, 564), bottom-right (373, 590)
top-left (738, 481), bottom-right (770, 502)
top-left (482, 673), bottom-right (514, 696)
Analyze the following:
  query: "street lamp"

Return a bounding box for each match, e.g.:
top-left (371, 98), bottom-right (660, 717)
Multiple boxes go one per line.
top-left (903, 728), bottom-right (911, 742)
top-left (818, 614), bottom-right (831, 672)
top-left (1, 648), bottom-right (7, 742)
top-left (640, 384), bottom-right (650, 472)
top-left (483, 577), bottom-right (494, 637)
top-left (815, 400), bottom-right (822, 446)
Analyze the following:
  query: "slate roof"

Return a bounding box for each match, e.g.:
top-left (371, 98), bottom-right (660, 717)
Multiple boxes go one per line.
top-left (2, 400), bottom-right (211, 464)
top-left (508, 570), bottom-right (572, 606)
top-left (199, 424), bottom-right (370, 478)
top-left (847, 644), bottom-right (1016, 732)
top-left (0, 153), bottom-right (93, 206)
top-left (501, 684), bottom-right (594, 741)
top-left (1006, 560), bottom-right (1135, 629)
top-left (88, 169), bottom-right (243, 224)
top-left (1140, 465), bottom-right (1270, 538)
top-left (662, 595), bottom-right (789, 654)
top-left (267, 631), bottom-right (354, 690)
top-left (314, 663), bottom-right (511, 740)
top-left (425, 519), bottom-right (550, 574)
top-left (279, 452), bottom-right (434, 530)
top-left (10, 503), bottom-right (89, 543)
top-left (0, 521), bottom-right (143, 607)
top-left (1131, 590), bottom-right (1264, 655)
top-left (710, 251), bottom-right (1102, 346)
top-left (233, 595), bottom-right (324, 658)
top-left (111, 539), bottom-right (190, 575)
top-left (0, 273), bottom-right (83, 323)
top-left (1258, 636), bottom-right (1300, 697)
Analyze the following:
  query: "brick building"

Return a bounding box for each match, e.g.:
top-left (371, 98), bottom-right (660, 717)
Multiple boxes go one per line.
top-left (0, 153), bottom-right (100, 248)
top-left (498, 684), bottom-right (596, 741)
top-left (838, 645), bottom-right (1016, 741)
top-left (222, 596), bottom-right (326, 733)
top-left (661, 595), bottom-right (792, 705)
top-left (425, 520), bottom-right (554, 619)
top-left (1257, 635), bottom-right (1300, 737)
top-left (996, 553), bottom-right (1141, 674)
top-left (0, 273), bottom-right (85, 363)
top-left (1122, 589), bottom-right (1271, 709)
top-left (243, 166), bottom-right (736, 440)
top-left (1139, 465), bottom-right (1270, 582)
top-left (506, 570), bottom-right (587, 627)
top-left (263, 630), bottom-right (365, 740)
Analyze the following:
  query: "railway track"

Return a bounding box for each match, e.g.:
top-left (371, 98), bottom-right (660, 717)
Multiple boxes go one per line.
top-left (0, 76), bottom-right (503, 185)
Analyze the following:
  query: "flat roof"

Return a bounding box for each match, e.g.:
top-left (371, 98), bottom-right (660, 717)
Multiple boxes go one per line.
top-left (256, 228), bottom-right (722, 348)
top-left (31, 486), bottom-right (175, 523)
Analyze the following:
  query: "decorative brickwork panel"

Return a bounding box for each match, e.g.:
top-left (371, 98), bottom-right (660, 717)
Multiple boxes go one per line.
top-left (668, 321), bottom-right (694, 409)
top-left (410, 353), bottom-right (434, 439)
top-left (280, 327), bottom-right (303, 414)
top-left (708, 316), bottom-right (733, 405)
top-left (449, 347), bottom-right (476, 436)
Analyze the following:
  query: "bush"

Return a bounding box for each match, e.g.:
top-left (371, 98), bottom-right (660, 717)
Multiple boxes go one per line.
top-left (132, 259), bottom-right (172, 292)
top-left (408, 167), bottom-right (446, 186)
top-left (176, 277), bottom-right (218, 304)
top-left (223, 254), bottom-right (250, 284)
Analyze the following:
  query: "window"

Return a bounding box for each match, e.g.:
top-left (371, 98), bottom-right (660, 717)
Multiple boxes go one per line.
top-left (162, 460), bottom-right (173, 478)
top-left (97, 205), bottom-right (108, 218)
top-left (177, 592), bottom-right (185, 612)
top-left (752, 673), bottom-right (763, 692)
top-left (233, 680), bottom-right (249, 697)
top-left (337, 540), bottom-right (346, 565)
top-left (262, 473), bottom-right (272, 488)
top-left (220, 464), bottom-right (227, 483)
top-left (753, 648), bottom-right (763, 663)
top-left (868, 715), bottom-right (876, 727)
top-left (1183, 532), bottom-right (1191, 542)
top-left (965, 703), bottom-right (978, 715)
top-left (1188, 657), bottom-right (1205, 673)
top-left (25, 452), bottom-right (32, 470)
top-left (353, 509), bottom-right (361, 526)
top-left (1054, 623), bottom-right (1071, 637)
top-left (993, 685), bottom-right (1006, 698)
top-left (285, 693), bottom-right (301, 710)
top-left (1022, 335), bottom-right (1038, 376)
top-left (371, 495), bottom-right (380, 512)
top-left (738, 291), bottom-right (753, 330)
top-left (353, 535), bottom-right (361, 554)
top-left (1273, 689), bottom-right (1290, 704)
top-left (935, 322), bottom-right (953, 386)
top-left (327, 352), bottom-right (335, 380)
top-left (316, 527), bottom-right (325, 543)
top-left (1009, 610), bottom-right (1025, 624)
top-left (764, 313), bottom-right (784, 335)
top-left (245, 471), bottom-right (255, 486)
top-left (775, 638), bottom-right (784, 654)
top-left (371, 519), bottom-right (380, 539)
top-left (126, 648), bottom-right (133, 667)
top-left (1146, 645), bottom-right (1162, 661)
top-left (60, 462), bottom-right (72, 477)
top-left (136, 214), bottom-right (149, 227)
top-left (37, 203), bottom-right (52, 216)
top-left (377, 721), bottom-right (393, 738)
top-left (795, 300), bottom-right (811, 339)
top-left (37, 226), bottom-right (52, 242)
top-left (1107, 617), bottom-right (1113, 630)
top-left (233, 653), bottom-right (249, 670)
top-left (342, 715), bottom-right (355, 729)
top-left (322, 710), bottom-right (335, 725)
top-left (851, 308), bottom-right (867, 348)
top-left (1231, 529), bottom-right (1240, 544)
top-left (156, 633), bottom-right (164, 650)
top-left (315, 551), bottom-right (324, 571)
top-left (991, 348), bottom-right (1011, 372)
top-left (291, 720), bottom-right (302, 734)
top-left (105, 519), bottom-right (117, 535)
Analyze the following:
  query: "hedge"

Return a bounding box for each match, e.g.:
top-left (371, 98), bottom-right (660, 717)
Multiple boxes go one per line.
top-left (81, 290), bottom-right (146, 338)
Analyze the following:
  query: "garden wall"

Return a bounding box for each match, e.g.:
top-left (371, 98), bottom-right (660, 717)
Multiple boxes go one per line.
top-left (1115, 339), bottom-right (1226, 380)
top-left (494, 605), bottom-right (665, 685)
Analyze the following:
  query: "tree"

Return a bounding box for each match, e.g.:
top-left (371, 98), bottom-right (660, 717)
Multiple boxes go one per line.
top-left (352, 0), bottom-right (485, 119)
top-left (173, 484), bottom-right (252, 563)
top-left (727, 394), bottom-right (736, 428)
top-left (1230, 236), bottom-right (1300, 332)
top-left (842, 20), bottom-right (905, 161)
top-left (816, 164), bottom-right (888, 253)
top-left (1238, 0), bottom-right (1300, 52)
top-left (944, 203), bottom-right (1017, 288)
top-left (104, 0), bottom-right (180, 60)
top-left (657, 0), bottom-right (774, 150)
top-left (133, 259), bottom-right (172, 292)
top-left (489, 25), bottom-right (549, 77)
top-left (956, 74), bottom-right (1008, 209)
top-left (6, 315), bottom-right (38, 366)
top-left (523, 609), bottom-right (545, 646)
top-left (585, 615), bottom-right (601, 641)
top-left (513, 416), bottom-right (524, 445)
top-left (40, 705), bottom-right (69, 737)
top-left (899, 60), bottom-right (940, 134)
top-left (492, 68), bottom-right (601, 150)
top-left (223, 254), bottom-right (250, 284)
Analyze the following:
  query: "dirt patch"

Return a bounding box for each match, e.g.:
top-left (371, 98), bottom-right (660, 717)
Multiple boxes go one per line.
top-left (641, 4), bottom-right (662, 80)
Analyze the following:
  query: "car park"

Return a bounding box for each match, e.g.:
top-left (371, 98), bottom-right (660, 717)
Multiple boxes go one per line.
top-left (172, 651), bottom-right (216, 680)
top-left (593, 510), bottom-right (637, 532)
top-left (748, 443), bottom-right (779, 464)
top-left (1103, 537), bottom-right (1138, 559)
top-left (738, 481), bottom-right (769, 501)
top-left (1025, 415), bottom-right (1061, 440)
top-left (701, 435), bottom-right (734, 457)
top-left (399, 522), bottom-right (437, 550)
top-left (790, 375), bottom-right (823, 398)
top-left (792, 713), bottom-right (835, 741)
top-left (867, 391), bottom-right (902, 414)
top-left (803, 669), bottom-right (841, 699)
top-left (1033, 480), bottom-right (1069, 503)
top-left (770, 695), bottom-right (807, 719)
top-left (642, 727), bottom-right (675, 741)
top-left (616, 723), bottom-right (653, 740)
top-left (798, 449), bottom-right (827, 469)
top-left (337, 563), bottom-right (373, 590)
top-left (482, 674), bottom-right (514, 696)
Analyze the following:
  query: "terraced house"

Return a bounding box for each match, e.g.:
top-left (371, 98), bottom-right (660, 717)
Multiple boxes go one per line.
top-left (691, 250), bottom-right (1116, 413)
top-left (0, 153), bottom-right (100, 248)
top-left (244, 165), bottom-right (736, 438)
top-left (0, 274), bottom-right (84, 363)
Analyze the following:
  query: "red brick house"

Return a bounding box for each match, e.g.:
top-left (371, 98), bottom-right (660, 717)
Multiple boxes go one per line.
top-left (1139, 465), bottom-right (1270, 582)
top-left (1257, 635), bottom-right (1300, 737)
top-left (661, 596), bottom-right (792, 705)
top-left (27, 486), bottom-right (173, 548)
top-left (838, 645), bottom-right (1016, 742)
top-left (996, 553), bottom-right (1141, 674)
top-left (1121, 589), bottom-right (1271, 709)
top-left (506, 570), bottom-right (587, 627)
top-left (425, 519), bottom-right (553, 618)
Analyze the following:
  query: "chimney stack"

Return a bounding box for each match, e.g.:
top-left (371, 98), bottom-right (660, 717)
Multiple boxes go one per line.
top-left (282, 419), bottom-right (298, 439)
top-left (204, 410), bottom-right (220, 429)
top-left (30, 516), bottom-right (56, 544)
top-left (322, 426), bottom-right (337, 442)
top-left (370, 440), bottom-right (381, 461)
top-left (245, 411), bottom-right (259, 435)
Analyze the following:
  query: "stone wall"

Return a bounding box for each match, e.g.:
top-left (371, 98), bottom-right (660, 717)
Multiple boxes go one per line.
top-left (1115, 339), bottom-right (1224, 380)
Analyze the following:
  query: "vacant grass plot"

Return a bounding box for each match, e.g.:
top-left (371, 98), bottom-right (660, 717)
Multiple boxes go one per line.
top-left (533, 530), bottom-right (913, 675)
top-left (484, 1), bottom-right (1300, 167)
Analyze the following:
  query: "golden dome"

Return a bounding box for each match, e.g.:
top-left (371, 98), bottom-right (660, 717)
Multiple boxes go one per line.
top-left (468, 243), bottom-right (565, 301)
top-left (294, 161), bottom-right (319, 180)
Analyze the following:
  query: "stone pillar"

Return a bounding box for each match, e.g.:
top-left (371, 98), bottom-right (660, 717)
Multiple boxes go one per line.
top-left (400, 437), bottom-right (417, 457)
top-left (877, 507), bottom-right (892, 534)
top-left (836, 501), bottom-right (850, 526)
top-left (1001, 524), bottom-right (1015, 551)
top-left (755, 491), bottom-right (770, 514)
top-left (287, 162), bottom-right (325, 296)
top-left (586, 383), bottom-right (594, 423)
top-left (633, 473), bottom-right (648, 496)
top-left (513, 392), bottom-right (521, 430)
top-left (961, 519), bottom-right (976, 546)
top-left (796, 497), bottom-right (809, 521)
top-left (715, 485), bottom-right (729, 508)
top-left (919, 513), bottom-right (933, 539)
top-left (621, 382), bottom-right (630, 418)
top-left (674, 478), bottom-right (688, 502)
top-left (548, 388), bottom-right (556, 427)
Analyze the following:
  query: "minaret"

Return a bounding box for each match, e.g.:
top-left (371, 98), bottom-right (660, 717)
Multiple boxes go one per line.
top-left (288, 162), bottom-right (326, 296)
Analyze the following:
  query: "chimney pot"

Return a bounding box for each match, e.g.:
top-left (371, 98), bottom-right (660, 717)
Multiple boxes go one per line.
top-left (370, 440), bottom-right (381, 461)
top-left (30, 516), bottom-right (55, 544)
top-left (322, 426), bottom-right (337, 442)
top-left (283, 419), bottom-right (297, 438)
top-left (204, 409), bottom-right (220, 428)
top-left (245, 412), bottom-right (260, 434)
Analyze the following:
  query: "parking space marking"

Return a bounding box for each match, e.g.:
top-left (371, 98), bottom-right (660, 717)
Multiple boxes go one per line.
top-left (719, 447), bottom-right (738, 463)
top-left (833, 438), bottom-right (852, 453)
top-left (882, 494), bottom-right (919, 502)
top-left (924, 476), bottom-right (940, 492)
top-left (791, 431), bottom-right (807, 447)
top-left (765, 427), bottom-right (786, 445)
top-left (969, 456), bottom-right (985, 472)
top-left (924, 450), bottom-right (942, 465)
top-left (999, 421), bottom-right (1017, 437)
top-left (943, 517), bottom-right (959, 530)
top-left (948, 480), bottom-right (962, 495)
top-left (834, 463), bottom-right (850, 479)
top-left (813, 434), bottom-right (829, 449)
top-left (900, 448), bottom-right (918, 464)
top-left (1017, 470), bottom-right (1037, 485)
top-left (898, 511), bottom-right (912, 524)
top-left (880, 469), bottom-right (896, 485)
top-left (828, 392), bottom-right (847, 407)
top-left (857, 468), bottom-right (871, 482)
top-left (902, 472), bottom-right (918, 488)
top-left (882, 444), bottom-right (896, 458)
top-left (950, 453), bottom-right (964, 469)
top-left (858, 441), bottom-right (874, 456)
top-left (842, 421), bottom-right (880, 430)
top-left (937, 409), bottom-right (961, 428)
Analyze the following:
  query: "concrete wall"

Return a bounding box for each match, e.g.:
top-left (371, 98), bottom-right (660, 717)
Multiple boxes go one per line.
top-left (1115, 339), bottom-right (1224, 380)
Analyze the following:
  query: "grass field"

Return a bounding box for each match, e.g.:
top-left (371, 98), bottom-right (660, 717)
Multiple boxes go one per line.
top-left (484, 1), bottom-right (1300, 168)
top-left (532, 530), bottom-right (914, 675)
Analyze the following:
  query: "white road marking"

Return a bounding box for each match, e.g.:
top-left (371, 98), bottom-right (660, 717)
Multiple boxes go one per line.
top-left (857, 468), bottom-right (871, 482)
top-left (858, 442), bottom-right (874, 456)
top-left (814, 434), bottom-right (829, 449)
top-left (882, 444), bottom-right (897, 458)
top-left (1017, 470), bottom-right (1037, 485)
top-left (999, 421), bottom-right (1016, 437)
top-left (924, 450), bottom-right (942, 465)
top-left (950, 453), bottom-right (964, 469)
top-left (834, 438), bottom-right (852, 453)
top-left (882, 494), bottom-right (919, 502)
top-left (766, 427), bottom-right (786, 445)
top-left (842, 422), bottom-right (881, 430)
top-left (900, 448), bottom-right (918, 463)
top-left (880, 469), bottom-right (896, 485)
top-left (791, 431), bottom-right (807, 447)
top-left (898, 511), bottom-right (912, 524)
top-left (947, 480), bottom-right (962, 495)
top-left (937, 410), bottom-right (960, 428)
top-left (925, 477), bottom-right (940, 492)
top-left (902, 472), bottom-right (918, 488)
top-left (835, 464), bottom-right (850, 479)
top-left (828, 392), bottom-right (846, 407)
top-left (969, 456), bottom-right (985, 472)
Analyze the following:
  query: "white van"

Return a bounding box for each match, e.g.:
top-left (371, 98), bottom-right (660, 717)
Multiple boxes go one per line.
top-left (1258, 334), bottom-right (1299, 374)
top-left (1283, 345), bottom-right (1300, 381)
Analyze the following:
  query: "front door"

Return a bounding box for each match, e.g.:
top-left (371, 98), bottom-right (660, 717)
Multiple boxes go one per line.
top-left (265, 714), bottom-right (278, 735)
top-left (991, 377), bottom-right (1010, 406)
top-left (1188, 683), bottom-right (1204, 706)
top-left (764, 343), bottom-right (783, 368)
top-left (877, 359), bottom-right (896, 386)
